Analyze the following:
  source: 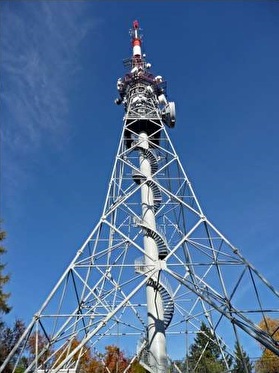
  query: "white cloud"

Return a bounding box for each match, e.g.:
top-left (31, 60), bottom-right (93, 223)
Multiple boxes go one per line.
top-left (1, 2), bottom-right (94, 147)
top-left (0, 1), bottom-right (98, 196)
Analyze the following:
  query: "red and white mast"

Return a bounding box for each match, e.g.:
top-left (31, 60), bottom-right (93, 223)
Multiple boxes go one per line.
top-left (131, 20), bottom-right (142, 57)
top-left (119, 20), bottom-right (176, 372)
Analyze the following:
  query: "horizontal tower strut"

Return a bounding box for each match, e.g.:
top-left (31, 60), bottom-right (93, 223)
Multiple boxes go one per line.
top-left (1, 19), bottom-right (278, 373)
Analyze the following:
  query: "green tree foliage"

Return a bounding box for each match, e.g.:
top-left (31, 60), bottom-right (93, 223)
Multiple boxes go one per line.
top-left (170, 359), bottom-right (187, 372)
top-left (0, 229), bottom-right (11, 315)
top-left (187, 322), bottom-right (232, 373)
top-left (232, 342), bottom-right (253, 373)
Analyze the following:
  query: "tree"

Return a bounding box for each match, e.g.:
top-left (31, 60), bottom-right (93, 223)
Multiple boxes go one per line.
top-left (53, 337), bottom-right (92, 372)
top-left (187, 322), bottom-right (232, 373)
top-left (86, 354), bottom-right (104, 373)
top-left (27, 331), bottom-right (54, 370)
top-left (255, 348), bottom-right (279, 373)
top-left (0, 229), bottom-right (24, 373)
top-left (169, 359), bottom-right (187, 372)
top-left (130, 359), bottom-right (146, 373)
top-left (0, 229), bottom-right (11, 315)
top-left (103, 345), bottom-right (129, 373)
top-left (86, 346), bottom-right (144, 373)
top-left (255, 317), bottom-right (279, 373)
top-left (232, 342), bottom-right (253, 373)
top-left (0, 319), bottom-right (26, 373)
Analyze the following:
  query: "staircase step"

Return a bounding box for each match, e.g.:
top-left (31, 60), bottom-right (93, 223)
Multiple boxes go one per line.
top-left (138, 223), bottom-right (168, 260)
top-left (147, 278), bottom-right (174, 329)
top-left (135, 147), bottom-right (158, 174)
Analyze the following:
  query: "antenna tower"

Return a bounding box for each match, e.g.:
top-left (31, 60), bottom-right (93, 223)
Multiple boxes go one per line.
top-left (2, 20), bottom-right (279, 373)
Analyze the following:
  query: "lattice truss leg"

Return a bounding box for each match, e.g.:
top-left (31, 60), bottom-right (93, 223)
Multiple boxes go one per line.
top-left (2, 114), bottom-right (279, 373)
top-left (2, 19), bottom-right (279, 373)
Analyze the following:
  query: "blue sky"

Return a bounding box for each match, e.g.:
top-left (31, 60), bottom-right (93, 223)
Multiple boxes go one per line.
top-left (1, 0), bottom-right (279, 357)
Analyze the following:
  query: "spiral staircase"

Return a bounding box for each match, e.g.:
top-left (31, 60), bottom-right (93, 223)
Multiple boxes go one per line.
top-left (134, 144), bottom-right (174, 372)
top-left (2, 20), bottom-right (279, 373)
top-left (135, 258), bottom-right (174, 372)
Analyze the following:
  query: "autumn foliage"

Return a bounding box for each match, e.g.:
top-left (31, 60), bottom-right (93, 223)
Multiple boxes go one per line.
top-left (84, 344), bottom-right (144, 373)
top-left (255, 317), bottom-right (279, 373)
top-left (52, 340), bottom-right (142, 373)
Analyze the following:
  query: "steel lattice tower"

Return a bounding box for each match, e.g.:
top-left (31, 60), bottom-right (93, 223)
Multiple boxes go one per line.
top-left (2, 20), bottom-right (279, 373)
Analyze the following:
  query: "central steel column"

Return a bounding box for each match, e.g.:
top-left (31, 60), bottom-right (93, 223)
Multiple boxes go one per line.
top-left (138, 132), bottom-right (167, 373)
